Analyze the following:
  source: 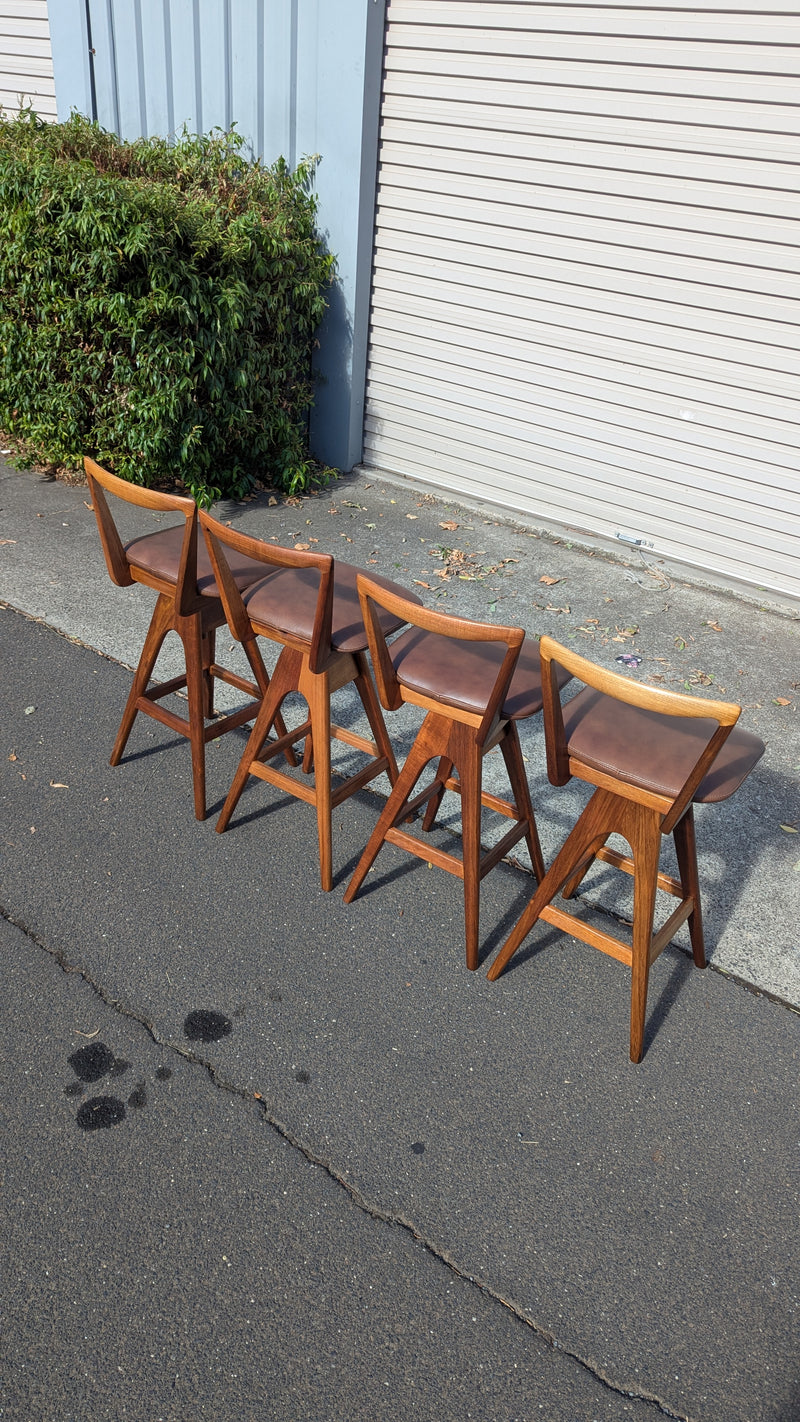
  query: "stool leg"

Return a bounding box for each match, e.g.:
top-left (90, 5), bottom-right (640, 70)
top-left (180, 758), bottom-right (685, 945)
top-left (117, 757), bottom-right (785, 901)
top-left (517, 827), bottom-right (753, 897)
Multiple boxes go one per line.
top-left (354, 652), bottom-right (400, 785)
top-left (303, 667), bottom-right (334, 892)
top-left (487, 787), bottom-right (622, 981)
top-left (216, 647), bottom-right (301, 834)
top-left (629, 806), bottom-right (662, 1064)
top-left (179, 610), bottom-right (209, 821)
top-left (421, 757), bottom-right (453, 832)
top-left (673, 807), bottom-right (706, 968)
top-left (344, 720), bottom-right (445, 904)
top-left (456, 735), bottom-right (482, 971)
top-left (499, 723), bottom-right (545, 882)
top-left (561, 843), bottom-right (607, 900)
top-left (201, 624), bottom-right (216, 719)
top-left (111, 593), bottom-right (173, 765)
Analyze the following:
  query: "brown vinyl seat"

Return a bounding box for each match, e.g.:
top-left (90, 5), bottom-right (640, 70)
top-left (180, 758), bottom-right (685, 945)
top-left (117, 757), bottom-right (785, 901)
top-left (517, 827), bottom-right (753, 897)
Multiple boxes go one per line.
top-left (343, 578), bottom-right (572, 969)
top-left (199, 512), bottom-right (423, 891)
top-left (84, 456), bottom-right (284, 820)
top-left (487, 635), bottom-right (766, 1062)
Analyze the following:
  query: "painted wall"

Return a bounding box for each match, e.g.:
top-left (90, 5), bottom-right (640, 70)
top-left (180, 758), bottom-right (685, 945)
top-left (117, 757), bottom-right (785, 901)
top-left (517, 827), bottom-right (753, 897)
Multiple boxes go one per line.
top-left (48, 0), bottom-right (386, 471)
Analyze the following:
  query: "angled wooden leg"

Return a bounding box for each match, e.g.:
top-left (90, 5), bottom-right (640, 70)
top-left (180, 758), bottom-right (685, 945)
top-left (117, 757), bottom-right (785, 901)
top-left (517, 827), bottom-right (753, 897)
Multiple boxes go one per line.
top-left (421, 757), bottom-right (453, 832)
top-left (561, 840), bottom-right (608, 900)
top-left (201, 623), bottom-right (216, 719)
top-left (302, 666), bottom-right (334, 891)
top-left (110, 593), bottom-right (173, 765)
top-left (487, 787), bottom-right (623, 981)
top-left (354, 651), bottom-right (399, 785)
top-left (237, 633), bottom-right (298, 769)
top-left (178, 610), bottom-right (209, 821)
top-left (455, 731), bottom-right (482, 971)
top-left (344, 714), bottom-right (446, 904)
top-left (216, 646), bottom-right (302, 834)
top-left (628, 805), bottom-right (662, 1064)
top-left (673, 806), bottom-right (706, 968)
top-left (499, 723), bottom-right (545, 882)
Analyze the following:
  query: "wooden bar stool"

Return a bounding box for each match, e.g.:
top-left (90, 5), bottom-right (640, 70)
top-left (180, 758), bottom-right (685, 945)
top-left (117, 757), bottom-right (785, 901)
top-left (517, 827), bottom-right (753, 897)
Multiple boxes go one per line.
top-left (199, 513), bottom-right (422, 891)
top-left (344, 577), bottom-right (571, 969)
top-left (487, 635), bottom-right (765, 1062)
top-left (84, 457), bottom-right (284, 820)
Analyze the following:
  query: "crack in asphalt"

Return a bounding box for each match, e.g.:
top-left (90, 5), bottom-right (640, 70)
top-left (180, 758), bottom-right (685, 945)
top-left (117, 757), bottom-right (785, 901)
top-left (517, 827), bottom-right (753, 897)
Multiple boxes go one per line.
top-left (3, 901), bottom-right (693, 1421)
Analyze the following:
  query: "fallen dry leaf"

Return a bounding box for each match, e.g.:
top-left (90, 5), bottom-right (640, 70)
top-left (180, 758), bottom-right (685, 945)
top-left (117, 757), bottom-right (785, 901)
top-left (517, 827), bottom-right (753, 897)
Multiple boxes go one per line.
top-left (539, 575), bottom-right (560, 585)
top-left (83, 501), bottom-right (94, 510)
top-left (704, 621), bottom-right (723, 631)
top-left (414, 580), bottom-right (432, 589)
top-left (0, 538), bottom-right (17, 545)
top-left (268, 496), bottom-right (278, 506)
top-left (439, 520), bottom-right (459, 531)
top-left (780, 824), bottom-right (798, 834)
top-left (294, 543), bottom-right (310, 551)
top-left (773, 697), bottom-right (791, 706)
top-left (50, 781), bottom-right (69, 789)
top-left (406, 514), bottom-right (418, 520)
top-left (8, 751), bottom-right (16, 761)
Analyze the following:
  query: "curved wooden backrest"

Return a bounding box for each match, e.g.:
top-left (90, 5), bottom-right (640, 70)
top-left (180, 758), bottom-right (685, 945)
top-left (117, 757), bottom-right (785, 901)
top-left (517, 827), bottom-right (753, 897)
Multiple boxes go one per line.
top-left (84, 456), bottom-right (201, 615)
top-left (199, 510), bottom-right (335, 674)
top-left (356, 573), bottom-right (524, 743)
top-left (538, 634), bottom-right (742, 832)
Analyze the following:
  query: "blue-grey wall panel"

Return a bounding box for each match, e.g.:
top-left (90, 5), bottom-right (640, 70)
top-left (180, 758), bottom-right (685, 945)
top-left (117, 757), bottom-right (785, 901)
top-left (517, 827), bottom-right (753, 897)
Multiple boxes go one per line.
top-left (49, 0), bottom-right (93, 122)
top-left (168, 0), bottom-right (201, 133)
top-left (48, 0), bottom-right (386, 471)
top-left (138, 0), bottom-right (173, 138)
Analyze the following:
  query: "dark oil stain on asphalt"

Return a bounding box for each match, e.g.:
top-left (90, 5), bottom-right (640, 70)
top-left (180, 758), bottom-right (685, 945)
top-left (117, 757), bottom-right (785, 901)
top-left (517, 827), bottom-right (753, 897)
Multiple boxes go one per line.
top-left (410, 1142), bottom-right (425, 1155)
top-left (77, 1096), bottom-right (127, 1131)
top-left (67, 1043), bottom-right (171, 1128)
top-left (295, 1069), bottom-right (311, 1084)
top-left (183, 1009), bottom-right (233, 1043)
top-left (68, 1042), bottom-right (116, 1082)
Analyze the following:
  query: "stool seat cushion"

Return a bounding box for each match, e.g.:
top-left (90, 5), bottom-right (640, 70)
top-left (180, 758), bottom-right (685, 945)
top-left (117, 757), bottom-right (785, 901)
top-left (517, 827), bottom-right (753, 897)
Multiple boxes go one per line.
top-left (387, 629), bottom-right (570, 720)
top-left (243, 562), bottom-right (422, 653)
top-left (125, 525), bottom-right (267, 597)
top-left (562, 688), bottom-right (765, 803)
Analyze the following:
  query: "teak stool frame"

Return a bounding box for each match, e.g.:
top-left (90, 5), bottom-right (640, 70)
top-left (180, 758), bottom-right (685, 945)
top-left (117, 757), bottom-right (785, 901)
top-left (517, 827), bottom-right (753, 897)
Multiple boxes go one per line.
top-left (487, 635), bottom-right (758, 1062)
top-left (84, 457), bottom-right (279, 820)
top-left (200, 513), bottom-right (402, 892)
top-left (344, 577), bottom-right (545, 970)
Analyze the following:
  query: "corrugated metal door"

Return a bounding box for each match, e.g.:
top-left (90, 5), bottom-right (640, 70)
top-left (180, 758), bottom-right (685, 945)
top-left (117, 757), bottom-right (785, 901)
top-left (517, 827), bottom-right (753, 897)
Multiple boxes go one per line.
top-left (364, 0), bottom-right (800, 602)
top-left (0, 1), bottom-right (55, 118)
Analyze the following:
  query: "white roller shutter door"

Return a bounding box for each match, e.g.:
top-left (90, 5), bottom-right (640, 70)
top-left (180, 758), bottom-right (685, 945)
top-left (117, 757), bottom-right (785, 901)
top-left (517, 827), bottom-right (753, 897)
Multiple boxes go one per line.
top-left (364, 1), bottom-right (800, 602)
top-left (0, 2), bottom-right (55, 119)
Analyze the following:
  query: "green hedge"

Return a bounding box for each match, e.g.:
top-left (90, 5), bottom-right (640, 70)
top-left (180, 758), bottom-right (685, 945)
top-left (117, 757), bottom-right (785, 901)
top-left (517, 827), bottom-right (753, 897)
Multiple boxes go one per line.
top-left (0, 111), bottom-right (334, 503)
